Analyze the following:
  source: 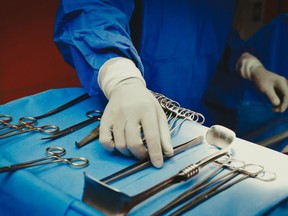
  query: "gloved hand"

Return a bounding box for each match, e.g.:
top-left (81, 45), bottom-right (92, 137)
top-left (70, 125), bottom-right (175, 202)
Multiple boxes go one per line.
top-left (237, 52), bottom-right (288, 112)
top-left (98, 57), bottom-right (173, 168)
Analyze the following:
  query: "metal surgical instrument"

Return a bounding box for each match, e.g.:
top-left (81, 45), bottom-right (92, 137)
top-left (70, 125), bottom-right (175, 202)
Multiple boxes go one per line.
top-left (41, 110), bottom-right (102, 140)
top-left (0, 146), bottom-right (89, 173)
top-left (75, 125), bottom-right (100, 148)
top-left (100, 135), bottom-right (204, 183)
top-left (169, 163), bottom-right (266, 216)
top-left (83, 150), bottom-right (231, 216)
top-left (152, 157), bottom-right (245, 215)
top-left (153, 91), bottom-right (205, 127)
top-left (0, 114), bottom-right (13, 130)
top-left (0, 93), bottom-right (89, 138)
top-left (82, 125), bottom-right (236, 215)
top-left (33, 93), bottom-right (90, 119)
top-left (156, 159), bottom-right (276, 215)
top-left (0, 116), bottom-right (59, 139)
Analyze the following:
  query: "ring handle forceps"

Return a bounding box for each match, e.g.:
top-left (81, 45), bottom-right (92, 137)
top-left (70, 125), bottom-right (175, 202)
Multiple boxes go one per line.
top-left (169, 163), bottom-right (267, 216)
top-left (0, 93), bottom-right (89, 138)
top-left (0, 93), bottom-right (89, 130)
top-left (156, 158), bottom-right (276, 215)
top-left (0, 114), bottom-right (27, 133)
top-left (0, 146), bottom-right (89, 173)
top-left (41, 110), bottom-right (102, 140)
top-left (152, 157), bottom-right (244, 215)
top-left (0, 114), bottom-right (13, 130)
top-left (0, 117), bottom-right (59, 139)
top-left (83, 146), bottom-right (231, 215)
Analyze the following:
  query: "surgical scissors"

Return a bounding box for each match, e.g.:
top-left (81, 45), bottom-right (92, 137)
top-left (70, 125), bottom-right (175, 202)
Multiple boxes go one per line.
top-left (0, 93), bottom-right (90, 138)
top-left (152, 157), bottom-right (275, 216)
top-left (169, 162), bottom-right (266, 215)
top-left (42, 110), bottom-right (102, 140)
top-left (0, 116), bottom-right (59, 139)
top-left (0, 146), bottom-right (89, 173)
top-left (151, 155), bottom-right (235, 215)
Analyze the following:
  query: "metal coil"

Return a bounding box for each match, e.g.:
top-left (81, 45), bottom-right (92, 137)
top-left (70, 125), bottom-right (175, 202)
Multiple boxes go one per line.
top-left (179, 164), bottom-right (199, 180)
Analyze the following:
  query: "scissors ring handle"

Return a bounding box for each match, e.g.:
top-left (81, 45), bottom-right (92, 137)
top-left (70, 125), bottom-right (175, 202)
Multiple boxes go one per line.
top-left (40, 125), bottom-right (60, 134)
top-left (19, 116), bottom-right (37, 125)
top-left (46, 146), bottom-right (66, 157)
top-left (86, 110), bottom-right (102, 119)
top-left (66, 157), bottom-right (89, 167)
top-left (0, 114), bottom-right (13, 128)
top-left (240, 164), bottom-right (264, 177)
top-left (214, 157), bottom-right (245, 170)
top-left (256, 170), bottom-right (277, 182)
top-left (213, 154), bottom-right (232, 165)
top-left (0, 114), bottom-right (12, 122)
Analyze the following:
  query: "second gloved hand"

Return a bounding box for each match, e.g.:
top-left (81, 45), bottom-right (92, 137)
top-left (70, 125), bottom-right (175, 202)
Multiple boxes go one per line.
top-left (250, 66), bottom-right (288, 112)
top-left (237, 52), bottom-right (288, 112)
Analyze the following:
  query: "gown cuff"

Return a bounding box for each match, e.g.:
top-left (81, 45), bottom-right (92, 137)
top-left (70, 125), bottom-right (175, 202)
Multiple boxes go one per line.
top-left (236, 52), bottom-right (264, 80)
top-left (98, 57), bottom-right (146, 99)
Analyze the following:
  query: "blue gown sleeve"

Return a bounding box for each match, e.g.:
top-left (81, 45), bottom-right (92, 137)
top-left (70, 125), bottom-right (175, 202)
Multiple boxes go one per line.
top-left (53, 0), bottom-right (144, 96)
top-left (227, 31), bottom-right (252, 75)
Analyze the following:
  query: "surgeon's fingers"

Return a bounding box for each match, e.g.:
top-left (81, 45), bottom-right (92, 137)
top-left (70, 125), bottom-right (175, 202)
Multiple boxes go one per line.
top-left (113, 124), bottom-right (132, 157)
top-left (156, 105), bottom-right (173, 156)
top-left (125, 121), bottom-right (148, 159)
top-left (99, 119), bottom-right (115, 151)
top-left (273, 80), bottom-right (288, 112)
top-left (280, 90), bottom-right (288, 112)
top-left (266, 87), bottom-right (281, 107)
top-left (141, 112), bottom-right (163, 168)
top-left (278, 96), bottom-right (288, 112)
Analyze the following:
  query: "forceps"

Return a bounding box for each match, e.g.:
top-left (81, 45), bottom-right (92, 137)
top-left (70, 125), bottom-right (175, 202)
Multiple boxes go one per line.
top-left (42, 110), bottom-right (102, 140)
top-left (0, 116), bottom-right (59, 139)
top-left (0, 114), bottom-right (13, 130)
top-left (157, 159), bottom-right (273, 216)
top-left (0, 92), bottom-right (90, 131)
top-left (0, 146), bottom-right (89, 173)
top-left (152, 157), bottom-right (241, 215)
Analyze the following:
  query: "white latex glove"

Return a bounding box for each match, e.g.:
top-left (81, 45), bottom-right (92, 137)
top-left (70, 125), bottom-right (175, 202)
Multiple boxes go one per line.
top-left (98, 57), bottom-right (173, 168)
top-left (237, 52), bottom-right (288, 112)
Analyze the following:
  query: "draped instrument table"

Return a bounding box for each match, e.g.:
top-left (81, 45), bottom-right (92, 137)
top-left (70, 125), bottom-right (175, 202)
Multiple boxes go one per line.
top-left (0, 87), bottom-right (287, 216)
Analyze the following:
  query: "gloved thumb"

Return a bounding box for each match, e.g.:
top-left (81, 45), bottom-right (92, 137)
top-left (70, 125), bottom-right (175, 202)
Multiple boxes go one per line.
top-left (266, 88), bottom-right (281, 106)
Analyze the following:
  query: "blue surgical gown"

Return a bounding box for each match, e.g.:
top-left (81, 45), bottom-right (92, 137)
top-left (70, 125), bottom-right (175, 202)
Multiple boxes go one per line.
top-left (54, 0), bottom-right (237, 126)
top-left (204, 13), bottom-right (288, 150)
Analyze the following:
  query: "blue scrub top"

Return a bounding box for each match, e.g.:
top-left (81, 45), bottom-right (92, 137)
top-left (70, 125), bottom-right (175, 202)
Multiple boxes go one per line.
top-left (54, 0), bottom-right (237, 124)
